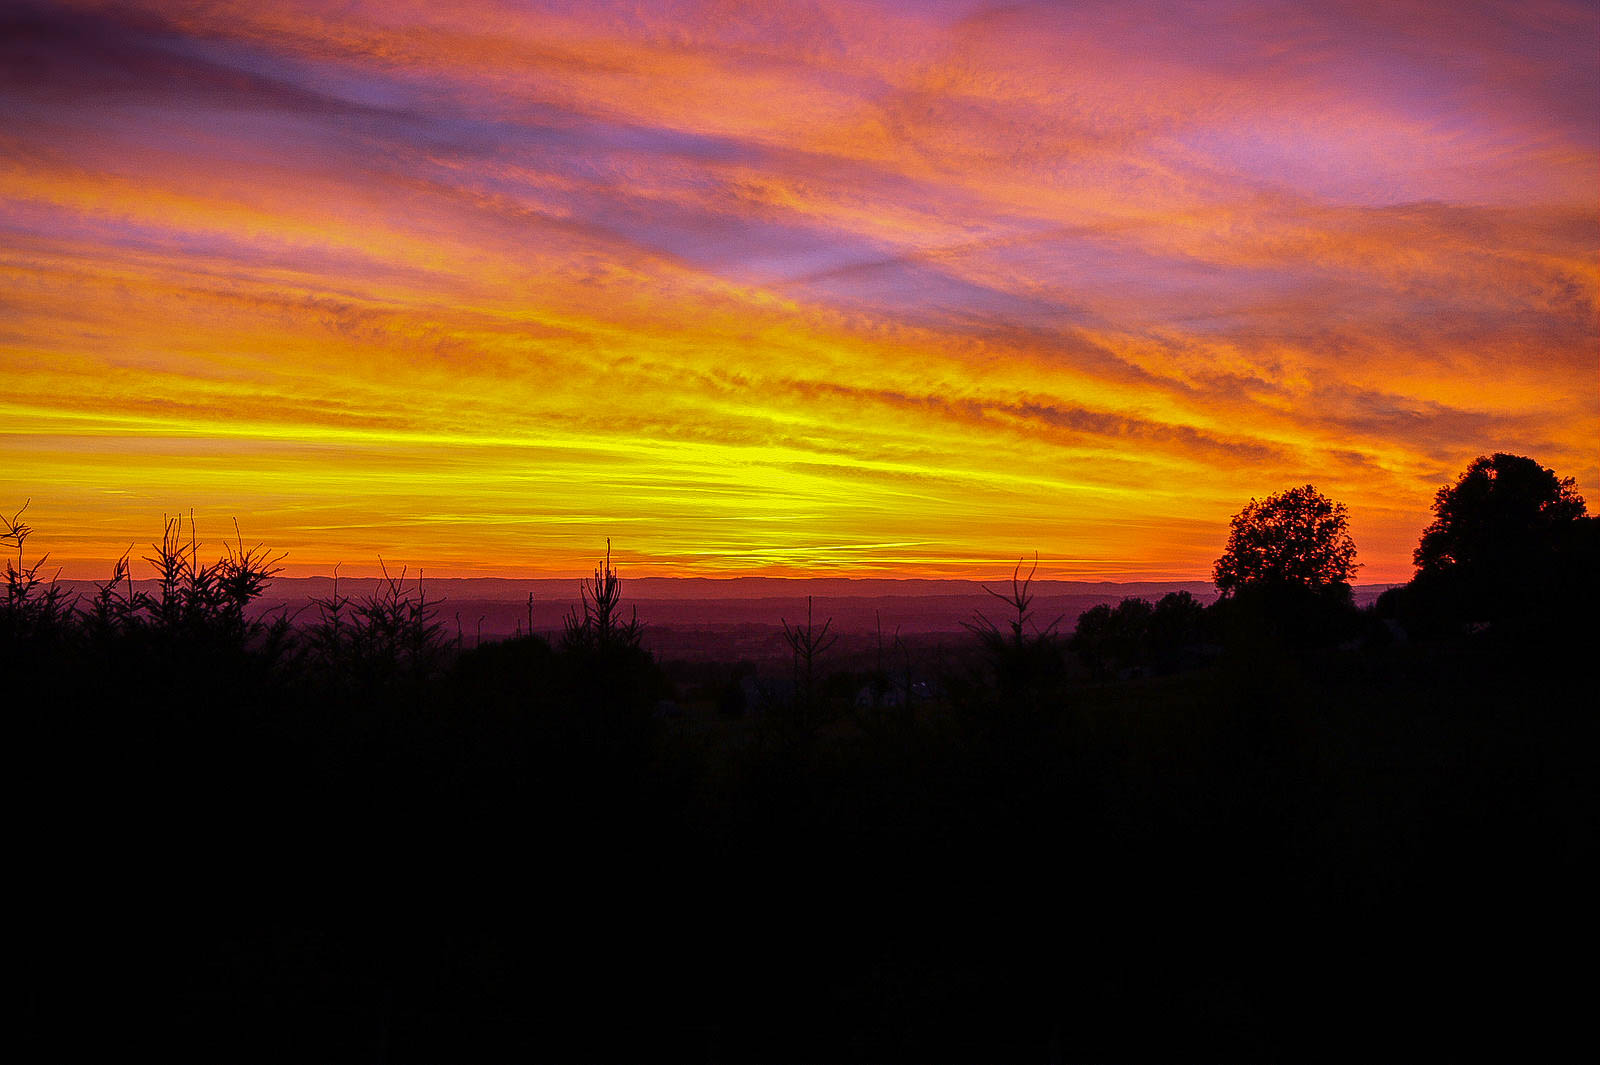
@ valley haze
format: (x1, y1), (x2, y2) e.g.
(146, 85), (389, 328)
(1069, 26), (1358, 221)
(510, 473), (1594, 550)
(57, 576), (1397, 655)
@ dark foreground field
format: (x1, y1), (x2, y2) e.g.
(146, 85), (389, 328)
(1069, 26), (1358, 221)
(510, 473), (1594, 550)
(8, 605), (1591, 1064)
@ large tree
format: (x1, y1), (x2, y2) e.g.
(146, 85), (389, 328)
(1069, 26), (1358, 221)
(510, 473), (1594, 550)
(1213, 484), (1358, 597)
(1412, 453), (1588, 621)
(1415, 453), (1585, 575)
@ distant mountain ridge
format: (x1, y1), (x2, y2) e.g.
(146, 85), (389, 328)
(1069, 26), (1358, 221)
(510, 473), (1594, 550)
(56, 575), (1231, 601)
(202, 575), (1236, 600)
(47, 576), (1399, 647)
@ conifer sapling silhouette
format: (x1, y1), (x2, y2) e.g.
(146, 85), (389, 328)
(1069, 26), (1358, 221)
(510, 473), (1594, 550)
(780, 595), (838, 738)
(306, 560), (447, 681)
(562, 538), (643, 655)
(964, 553), (1064, 703)
(964, 553), (1061, 649)
(1, 500), (75, 642)
(137, 512), (286, 646)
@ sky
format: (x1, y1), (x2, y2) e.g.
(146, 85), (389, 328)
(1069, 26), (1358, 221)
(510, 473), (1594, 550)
(2, 0), (1596, 581)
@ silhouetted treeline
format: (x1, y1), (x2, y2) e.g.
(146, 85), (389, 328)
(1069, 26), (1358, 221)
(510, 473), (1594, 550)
(4, 456), (1595, 1062)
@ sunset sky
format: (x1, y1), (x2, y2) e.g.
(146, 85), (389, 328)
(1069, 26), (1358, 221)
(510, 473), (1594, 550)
(2, 0), (1596, 581)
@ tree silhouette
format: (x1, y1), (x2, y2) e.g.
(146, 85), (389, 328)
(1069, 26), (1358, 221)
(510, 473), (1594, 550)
(963, 554), (1064, 705)
(1071, 597), (1150, 680)
(1412, 453), (1588, 622)
(562, 538), (643, 655)
(1149, 590), (1207, 673)
(1213, 485), (1357, 596)
(1073, 591), (1209, 679)
(559, 540), (655, 739)
(777, 594), (839, 743)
